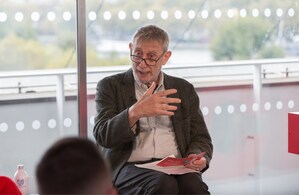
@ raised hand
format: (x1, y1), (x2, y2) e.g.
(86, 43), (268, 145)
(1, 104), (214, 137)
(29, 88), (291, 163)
(128, 82), (181, 126)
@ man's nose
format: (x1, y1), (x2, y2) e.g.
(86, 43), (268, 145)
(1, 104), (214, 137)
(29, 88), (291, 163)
(138, 59), (147, 68)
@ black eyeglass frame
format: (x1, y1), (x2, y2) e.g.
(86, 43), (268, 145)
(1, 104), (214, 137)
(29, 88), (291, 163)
(130, 51), (166, 66)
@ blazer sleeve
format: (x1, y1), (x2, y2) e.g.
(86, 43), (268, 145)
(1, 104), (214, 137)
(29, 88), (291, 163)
(185, 83), (213, 172)
(165, 74), (213, 172)
(93, 77), (137, 148)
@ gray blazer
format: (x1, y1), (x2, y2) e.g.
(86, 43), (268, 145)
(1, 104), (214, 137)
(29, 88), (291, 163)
(93, 68), (213, 183)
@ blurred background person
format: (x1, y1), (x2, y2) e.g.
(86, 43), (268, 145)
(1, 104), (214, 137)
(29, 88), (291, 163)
(36, 137), (117, 195)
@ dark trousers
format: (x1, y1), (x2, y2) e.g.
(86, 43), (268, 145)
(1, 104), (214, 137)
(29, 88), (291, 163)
(115, 163), (210, 195)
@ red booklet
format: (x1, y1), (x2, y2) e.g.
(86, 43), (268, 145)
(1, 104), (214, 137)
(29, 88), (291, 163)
(157, 152), (205, 167)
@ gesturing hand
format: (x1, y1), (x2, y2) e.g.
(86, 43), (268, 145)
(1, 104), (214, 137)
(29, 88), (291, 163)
(128, 82), (181, 126)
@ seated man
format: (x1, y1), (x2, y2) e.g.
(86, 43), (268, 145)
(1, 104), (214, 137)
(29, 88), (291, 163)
(36, 137), (117, 195)
(93, 24), (213, 194)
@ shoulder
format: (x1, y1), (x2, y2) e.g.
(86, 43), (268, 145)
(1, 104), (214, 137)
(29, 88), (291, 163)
(100, 72), (125, 83)
(164, 73), (194, 89)
(98, 69), (132, 87)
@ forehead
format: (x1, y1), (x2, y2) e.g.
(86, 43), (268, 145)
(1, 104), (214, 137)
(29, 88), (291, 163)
(132, 39), (164, 52)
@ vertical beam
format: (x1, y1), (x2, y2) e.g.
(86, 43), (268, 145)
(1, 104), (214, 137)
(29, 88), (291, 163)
(76, 0), (87, 137)
(253, 64), (262, 102)
(253, 64), (262, 194)
(56, 74), (65, 136)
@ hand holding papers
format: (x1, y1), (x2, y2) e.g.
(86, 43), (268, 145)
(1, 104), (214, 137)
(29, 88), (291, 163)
(135, 152), (205, 175)
(157, 152), (205, 167)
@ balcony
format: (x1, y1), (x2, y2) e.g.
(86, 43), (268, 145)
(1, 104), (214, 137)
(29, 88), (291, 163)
(1, 58), (299, 194)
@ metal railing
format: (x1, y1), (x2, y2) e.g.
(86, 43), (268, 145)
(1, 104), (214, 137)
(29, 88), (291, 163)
(1, 58), (299, 96)
(0, 58), (299, 134)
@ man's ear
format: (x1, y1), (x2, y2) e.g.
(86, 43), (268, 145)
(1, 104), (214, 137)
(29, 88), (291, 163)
(165, 50), (172, 58)
(129, 42), (133, 50)
(162, 50), (172, 65)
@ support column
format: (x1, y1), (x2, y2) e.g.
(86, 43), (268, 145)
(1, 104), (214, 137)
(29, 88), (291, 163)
(76, 0), (88, 137)
(56, 74), (65, 136)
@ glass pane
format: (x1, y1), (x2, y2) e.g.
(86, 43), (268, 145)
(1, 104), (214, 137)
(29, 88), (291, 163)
(0, 1), (78, 193)
(86, 0), (299, 194)
(85, 0), (299, 66)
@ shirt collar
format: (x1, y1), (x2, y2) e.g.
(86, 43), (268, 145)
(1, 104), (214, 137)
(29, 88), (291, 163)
(134, 72), (164, 91)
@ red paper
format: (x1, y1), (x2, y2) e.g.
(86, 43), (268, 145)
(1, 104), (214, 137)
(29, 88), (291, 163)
(157, 152), (205, 167)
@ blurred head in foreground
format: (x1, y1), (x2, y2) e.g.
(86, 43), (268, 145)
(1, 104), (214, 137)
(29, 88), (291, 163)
(36, 137), (117, 194)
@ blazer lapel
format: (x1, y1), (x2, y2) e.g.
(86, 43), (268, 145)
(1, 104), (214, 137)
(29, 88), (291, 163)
(164, 73), (182, 119)
(164, 73), (185, 155)
(121, 69), (137, 107)
(164, 73), (180, 98)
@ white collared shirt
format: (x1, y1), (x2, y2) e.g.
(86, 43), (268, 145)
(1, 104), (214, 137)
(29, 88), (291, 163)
(128, 73), (181, 162)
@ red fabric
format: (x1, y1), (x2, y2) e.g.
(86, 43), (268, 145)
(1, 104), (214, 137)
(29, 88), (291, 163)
(0, 176), (22, 195)
(288, 112), (299, 154)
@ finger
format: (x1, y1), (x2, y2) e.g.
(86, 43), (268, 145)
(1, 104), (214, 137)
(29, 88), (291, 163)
(196, 158), (206, 164)
(162, 104), (178, 111)
(160, 110), (176, 116)
(153, 106), (177, 116)
(157, 89), (178, 97)
(160, 97), (181, 104)
(186, 164), (203, 172)
(144, 82), (156, 96)
(187, 154), (198, 158)
(190, 162), (206, 171)
(191, 159), (206, 167)
(184, 164), (199, 171)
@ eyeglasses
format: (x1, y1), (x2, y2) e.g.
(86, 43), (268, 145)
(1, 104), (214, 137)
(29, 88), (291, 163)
(130, 51), (166, 66)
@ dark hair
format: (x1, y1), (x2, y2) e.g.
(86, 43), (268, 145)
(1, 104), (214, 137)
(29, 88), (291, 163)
(36, 137), (110, 194)
(132, 24), (169, 51)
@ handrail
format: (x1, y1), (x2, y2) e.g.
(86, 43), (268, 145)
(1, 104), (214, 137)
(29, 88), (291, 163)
(0, 58), (298, 79)
(0, 58), (299, 96)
